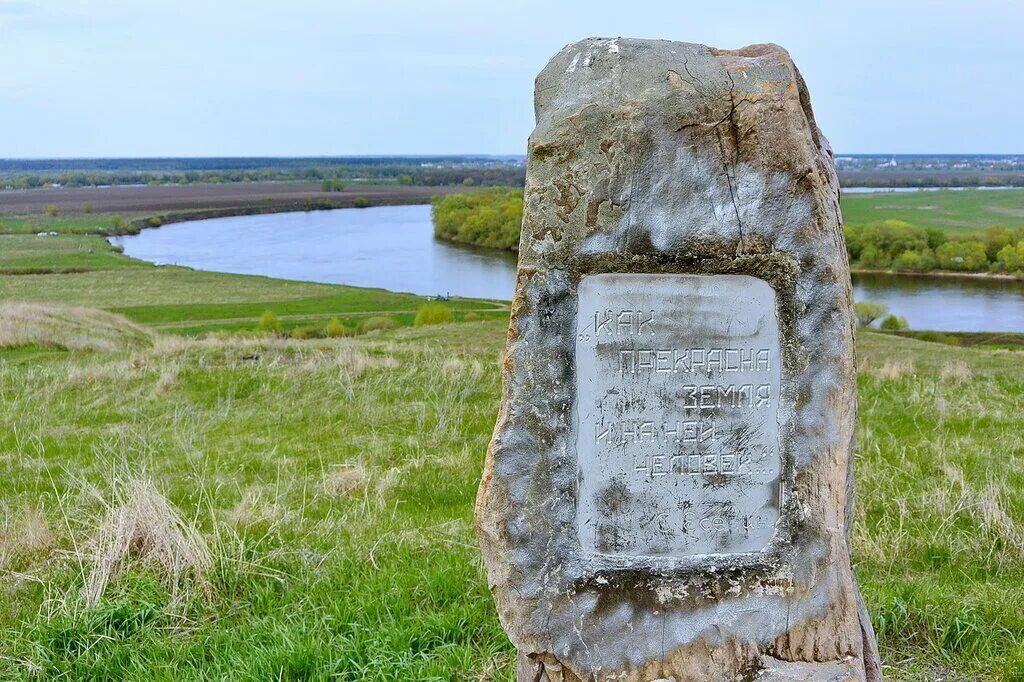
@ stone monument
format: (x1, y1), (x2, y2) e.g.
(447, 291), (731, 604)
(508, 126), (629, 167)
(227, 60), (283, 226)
(475, 38), (881, 681)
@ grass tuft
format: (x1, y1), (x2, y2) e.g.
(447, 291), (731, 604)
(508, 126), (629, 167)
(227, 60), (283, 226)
(323, 464), (371, 498)
(872, 358), (915, 380)
(82, 476), (211, 605)
(940, 360), (973, 382)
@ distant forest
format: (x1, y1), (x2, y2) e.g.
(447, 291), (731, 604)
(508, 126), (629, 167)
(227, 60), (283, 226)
(1, 154), (1023, 191)
(0, 156), (526, 190)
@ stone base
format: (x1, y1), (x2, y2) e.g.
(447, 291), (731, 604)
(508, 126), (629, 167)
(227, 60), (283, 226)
(755, 656), (861, 682)
(518, 652), (862, 682)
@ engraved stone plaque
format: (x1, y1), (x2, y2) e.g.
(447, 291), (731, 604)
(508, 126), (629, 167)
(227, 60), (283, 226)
(575, 273), (782, 558)
(477, 39), (881, 680)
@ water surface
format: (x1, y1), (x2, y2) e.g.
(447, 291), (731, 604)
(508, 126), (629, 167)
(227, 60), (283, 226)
(111, 205), (1024, 332)
(112, 205), (517, 299)
(851, 272), (1024, 332)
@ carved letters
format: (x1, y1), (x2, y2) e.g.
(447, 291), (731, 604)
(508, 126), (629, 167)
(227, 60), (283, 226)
(574, 273), (784, 558)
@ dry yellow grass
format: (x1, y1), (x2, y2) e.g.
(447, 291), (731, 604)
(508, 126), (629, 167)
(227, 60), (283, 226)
(871, 358), (915, 380)
(323, 464), (371, 498)
(940, 359), (973, 382)
(81, 476), (211, 604)
(0, 302), (152, 352)
(0, 505), (55, 571)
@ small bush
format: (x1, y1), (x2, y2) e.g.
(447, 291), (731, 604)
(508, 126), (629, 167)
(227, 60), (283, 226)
(414, 303), (455, 327)
(290, 325), (325, 340)
(45, 204), (59, 217)
(110, 244), (125, 254)
(879, 314), (909, 331)
(258, 310), (282, 334)
(326, 318), (349, 338)
(148, 216), (163, 228)
(357, 317), (398, 334)
(892, 248), (935, 272)
(463, 312), (480, 322)
(914, 331), (962, 346)
(353, 197), (369, 209)
(81, 202), (93, 213)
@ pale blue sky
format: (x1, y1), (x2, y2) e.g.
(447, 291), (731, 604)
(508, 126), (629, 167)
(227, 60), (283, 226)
(1, 0), (1021, 157)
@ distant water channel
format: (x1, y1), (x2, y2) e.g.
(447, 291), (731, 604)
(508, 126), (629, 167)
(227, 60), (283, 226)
(110, 205), (1024, 333)
(111, 205), (519, 300)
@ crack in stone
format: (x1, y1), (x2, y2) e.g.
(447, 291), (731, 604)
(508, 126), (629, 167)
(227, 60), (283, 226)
(713, 71), (745, 254)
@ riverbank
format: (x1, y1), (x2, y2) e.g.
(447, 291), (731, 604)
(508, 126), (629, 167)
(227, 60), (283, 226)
(0, 210), (509, 336)
(851, 267), (1023, 282)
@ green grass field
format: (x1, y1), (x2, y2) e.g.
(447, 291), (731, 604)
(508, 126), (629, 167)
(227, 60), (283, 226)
(2, 210), (1024, 679)
(0, 219), (507, 335)
(842, 189), (1024, 234)
(0, 213), (145, 236)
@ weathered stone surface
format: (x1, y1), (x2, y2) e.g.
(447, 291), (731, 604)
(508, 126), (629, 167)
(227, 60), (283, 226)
(755, 656), (860, 681)
(476, 38), (881, 681)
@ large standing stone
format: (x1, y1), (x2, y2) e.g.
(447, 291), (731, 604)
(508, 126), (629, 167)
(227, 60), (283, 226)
(475, 38), (880, 681)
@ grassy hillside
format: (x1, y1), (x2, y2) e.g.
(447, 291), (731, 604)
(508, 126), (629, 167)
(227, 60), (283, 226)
(0, 316), (1023, 679)
(3, 209), (1024, 679)
(0, 321), (512, 680)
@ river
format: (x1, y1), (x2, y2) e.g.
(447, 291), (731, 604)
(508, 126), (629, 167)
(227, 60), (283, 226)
(109, 205), (1024, 333)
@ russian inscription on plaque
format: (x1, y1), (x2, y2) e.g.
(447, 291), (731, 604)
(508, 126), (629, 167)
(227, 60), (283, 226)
(575, 274), (782, 558)
(475, 37), (882, 682)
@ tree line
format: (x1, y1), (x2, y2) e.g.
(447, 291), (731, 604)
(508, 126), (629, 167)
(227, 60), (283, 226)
(1, 165), (526, 191)
(845, 220), (1024, 274)
(431, 188), (524, 251)
(432, 189), (1024, 276)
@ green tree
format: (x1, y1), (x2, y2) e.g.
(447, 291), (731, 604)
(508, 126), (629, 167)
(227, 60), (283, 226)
(983, 226), (1017, 261)
(857, 244), (890, 269)
(431, 187), (524, 251)
(935, 240), (989, 271)
(398, 174), (413, 186)
(45, 204), (59, 217)
(854, 301), (888, 327)
(892, 248), (935, 273)
(924, 226), (947, 250)
(996, 241), (1024, 272)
